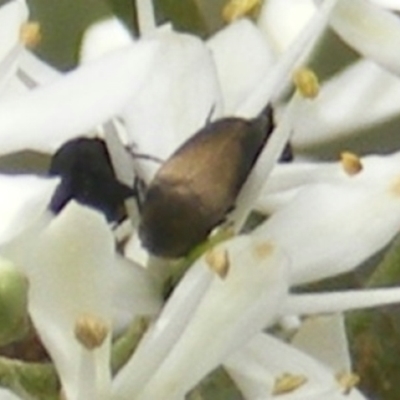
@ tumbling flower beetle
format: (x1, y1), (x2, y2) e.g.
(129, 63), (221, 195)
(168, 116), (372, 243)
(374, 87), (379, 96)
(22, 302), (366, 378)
(139, 106), (279, 258)
(49, 137), (134, 222)
(49, 107), (290, 258)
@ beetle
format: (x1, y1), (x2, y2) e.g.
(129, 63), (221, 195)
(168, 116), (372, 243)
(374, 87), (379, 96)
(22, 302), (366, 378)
(48, 107), (289, 258)
(49, 137), (134, 222)
(139, 106), (278, 258)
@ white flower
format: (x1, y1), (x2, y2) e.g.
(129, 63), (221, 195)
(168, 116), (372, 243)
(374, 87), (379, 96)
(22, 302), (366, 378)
(0, 0), (60, 99)
(0, 0), (29, 97)
(1, 0), (400, 399)
(225, 315), (367, 400)
(0, 175), (58, 244)
(207, 18), (275, 115)
(0, 202), (161, 400)
(258, 0), (400, 149)
(255, 152), (400, 284)
(291, 59), (400, 147)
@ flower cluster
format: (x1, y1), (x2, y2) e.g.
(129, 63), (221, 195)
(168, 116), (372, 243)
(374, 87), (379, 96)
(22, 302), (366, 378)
(1, 0), (400, 399)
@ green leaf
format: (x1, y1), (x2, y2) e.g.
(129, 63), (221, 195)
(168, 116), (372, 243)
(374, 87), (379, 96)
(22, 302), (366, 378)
(107, 0), (137, 34)
(27, 0), (113, 70)
(152, 0), (210, 37)
(346, 235), (400, 400)
(0, 260), (29, 347)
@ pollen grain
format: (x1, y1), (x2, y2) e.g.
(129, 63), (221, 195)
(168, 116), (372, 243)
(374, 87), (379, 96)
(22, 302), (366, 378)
(74, 314), (109, 350)
(273, 373), (307, 395)
(293, 68), (320, 99)
(20, 22), (41, 48)
(336, 371), (360, 395)
(253, 241), (274, 261)
(205, 248), (230, 279)
(340, 151), (363, 176)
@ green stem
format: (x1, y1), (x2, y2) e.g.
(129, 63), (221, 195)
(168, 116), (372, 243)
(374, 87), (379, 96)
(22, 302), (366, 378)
(366, 236), (400, 288)
(162, 228), (234, 299)
(110, 316), (150, 375)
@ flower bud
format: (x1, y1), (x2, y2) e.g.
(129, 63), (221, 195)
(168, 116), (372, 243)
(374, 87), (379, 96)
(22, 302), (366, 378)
(0, 258), (29, 346)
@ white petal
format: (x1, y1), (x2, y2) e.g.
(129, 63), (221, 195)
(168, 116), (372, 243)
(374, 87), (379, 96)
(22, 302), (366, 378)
(80, 17), (134, 64)
(292, 60), (400, 147)
(76, 343), (112, 400)
(254, 152), (400, 284)
(0, 174), (58, 245)
(122, 29), (222, 181)
(256, 160), (351, 213)
(111, 255), (161, 333)
(284, 287), (400, 315)
(18, 50), (61, 86)
(123, 228), (150, 266)
(370, 0), (400, 10)
(0, 39), (159, 155)
(0, 0), (27, 94)
(0, 46), (23, 97)
(258, 0), (317, 53)
(3, 202), (114, 400)
(136, 0), (157, 35)
(0, 389), (23, 400)
(329, 0), (400, 75)
(3, 50), (60, 99)
(236, 0), (338, 119)
(123, 237), (288, 399)
(262, 161), (340, 191)
(0, 0), (28, 62)
(233, 94), (302, 228)
(0, 73), (28, 99)
(207, 18), (275, 114)
(102, 119), (138, 216)
(225, 333), (364, 400)
(292, 314), (351, 373)
(113, 260), (214, 398)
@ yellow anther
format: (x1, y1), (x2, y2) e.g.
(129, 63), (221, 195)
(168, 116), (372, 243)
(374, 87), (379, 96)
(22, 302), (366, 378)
(389, 176), (400, 197)
(293, 68), (320, 99)
(273, 373), (307, 395)
(205, 248), (230, 279)
(336, 372), (360, 394)
(222, 0), (261, 23)
(253, 241), (274, 261)
(74, 314), (109, 350)
(340, 151), (363, 176)
(20, 22), (41, 48)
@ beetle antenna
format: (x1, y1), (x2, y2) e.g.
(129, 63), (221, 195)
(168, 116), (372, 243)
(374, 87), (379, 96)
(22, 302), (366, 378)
(205, 103), (217, 125)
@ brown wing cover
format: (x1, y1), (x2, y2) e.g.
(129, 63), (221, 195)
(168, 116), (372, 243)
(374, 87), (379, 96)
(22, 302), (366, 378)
(139, 112), (273, 257)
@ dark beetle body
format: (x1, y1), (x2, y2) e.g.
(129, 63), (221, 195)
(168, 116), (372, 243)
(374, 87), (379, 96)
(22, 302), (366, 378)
(139, 109), (274, 258)
(49, 138), (134, 221)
